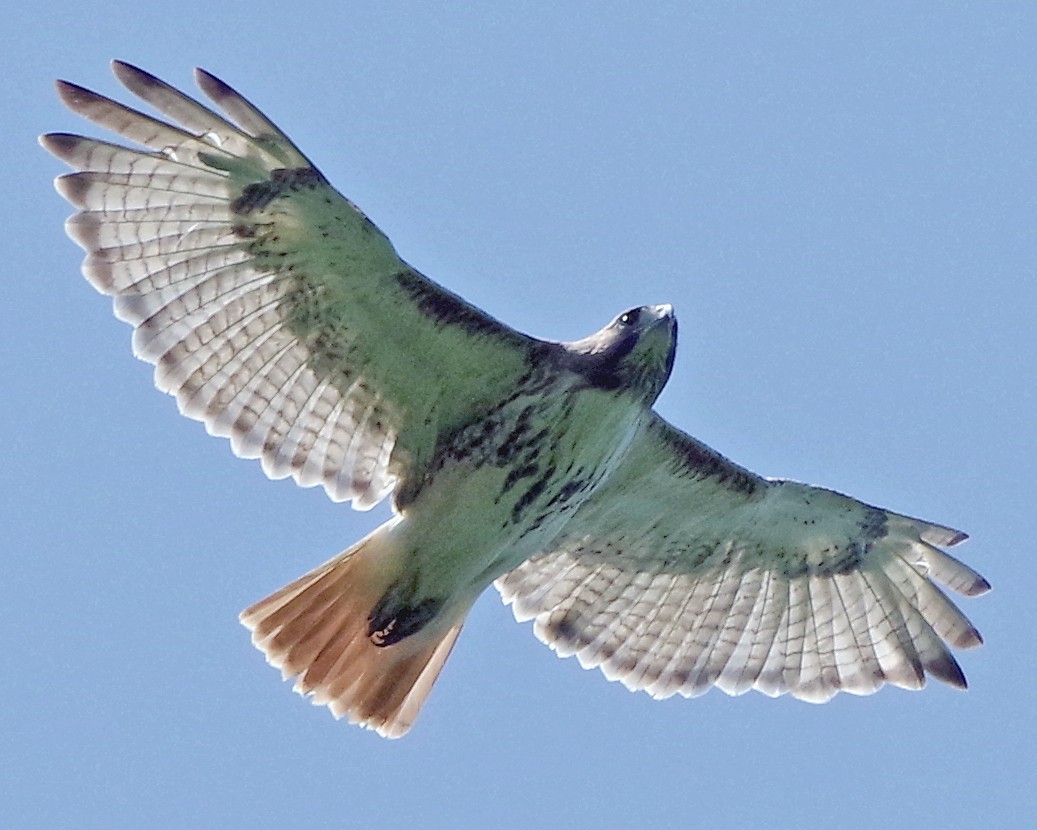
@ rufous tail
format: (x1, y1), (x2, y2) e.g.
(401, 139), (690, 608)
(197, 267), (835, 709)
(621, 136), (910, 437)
(239, 525), (462, 738)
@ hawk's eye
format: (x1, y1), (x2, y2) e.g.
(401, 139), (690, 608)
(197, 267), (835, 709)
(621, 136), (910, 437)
(618, 309), (640, 327)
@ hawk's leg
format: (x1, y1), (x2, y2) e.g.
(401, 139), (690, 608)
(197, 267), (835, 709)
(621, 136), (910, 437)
(368, 589), (443, 647)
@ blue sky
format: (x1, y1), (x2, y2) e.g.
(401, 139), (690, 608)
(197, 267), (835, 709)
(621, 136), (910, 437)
(5, 3), (1034, 828)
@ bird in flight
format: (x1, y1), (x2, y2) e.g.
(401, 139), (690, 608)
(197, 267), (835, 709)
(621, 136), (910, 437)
(42, 62), (989, 738)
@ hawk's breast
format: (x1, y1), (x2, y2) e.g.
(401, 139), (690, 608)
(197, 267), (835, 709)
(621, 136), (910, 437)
(398, 369), (647, 596)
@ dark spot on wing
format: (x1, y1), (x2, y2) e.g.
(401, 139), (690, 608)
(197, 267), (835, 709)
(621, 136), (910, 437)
(772, 507), (884, 579)
(548, 609), (582, 645)
(768, 506), (885, 578)
(859, 508), (888, 540)
(231, 166), (327, 215)
(776, 541), (868, 580)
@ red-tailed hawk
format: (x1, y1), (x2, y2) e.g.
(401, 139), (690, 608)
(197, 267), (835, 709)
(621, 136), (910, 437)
(42, 62), (989, 738)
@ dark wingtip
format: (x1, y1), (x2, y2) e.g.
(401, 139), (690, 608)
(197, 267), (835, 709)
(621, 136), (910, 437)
(969, 575), (992, 597)
(918, 523), (969, 548)
(53, 173), (90, 207)
(928, 652), (969, 690)
(194, 66), (235, 105)
(112, 60), (171, 97)
(111, 59), (143, 82)
(54, 79), (95, 107)
(39, 132), (81, 157)
(39, 132), (65, 152)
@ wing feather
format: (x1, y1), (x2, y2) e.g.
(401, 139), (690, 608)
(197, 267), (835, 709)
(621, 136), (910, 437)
(712, 566), (778, 696)
(44, 62), (539, 508)
(497, 412), (988, 702)
(677, 563), (743, 696)
(802, 575), (840, 701)
(112, 62), (302, 168)
(655, 568), (726, 695)
(752, 580), (795, 698)
(615, 571), (686, 690)
(706, 567), (766, 693)
(829, 571), (884, 695)
(54, 79), (241, 168)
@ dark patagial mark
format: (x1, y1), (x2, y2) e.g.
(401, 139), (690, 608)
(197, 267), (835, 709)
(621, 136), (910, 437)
(230, 166), (327, 216)
(501, 366), (563, 404)
(667, 429), (759, 494)
(393, 269), (543, 346)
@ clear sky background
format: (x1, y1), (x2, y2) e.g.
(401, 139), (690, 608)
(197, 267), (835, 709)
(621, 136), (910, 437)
(4, 3), (1034, 828)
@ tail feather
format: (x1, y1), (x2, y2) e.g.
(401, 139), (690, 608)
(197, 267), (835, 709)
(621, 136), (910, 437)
(327, 626), (462, 738)
(240, 526), (463, 738)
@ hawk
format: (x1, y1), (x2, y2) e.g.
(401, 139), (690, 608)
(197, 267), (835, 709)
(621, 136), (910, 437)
(42, 62), (989, 738)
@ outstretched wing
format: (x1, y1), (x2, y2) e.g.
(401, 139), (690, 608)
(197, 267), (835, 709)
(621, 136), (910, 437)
(497, 412), (988, 701)
(42, 62), (538, 508)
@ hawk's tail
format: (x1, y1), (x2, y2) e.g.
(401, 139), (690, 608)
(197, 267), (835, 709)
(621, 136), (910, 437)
(239, 525), (462, 738)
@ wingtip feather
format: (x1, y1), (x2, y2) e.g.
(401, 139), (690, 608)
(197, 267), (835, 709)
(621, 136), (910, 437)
(924, 650), (969, 690)
(193, 67), (243, 117)
(111, 60), (165, 95)
(53, 173), (89, 208)
(39, 132), (73, 157)
(923, 526), (969, 547)
(54, 79), (101, 113)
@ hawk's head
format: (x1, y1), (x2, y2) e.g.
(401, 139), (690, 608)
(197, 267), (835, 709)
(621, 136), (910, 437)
(564, 304), (677, 403)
